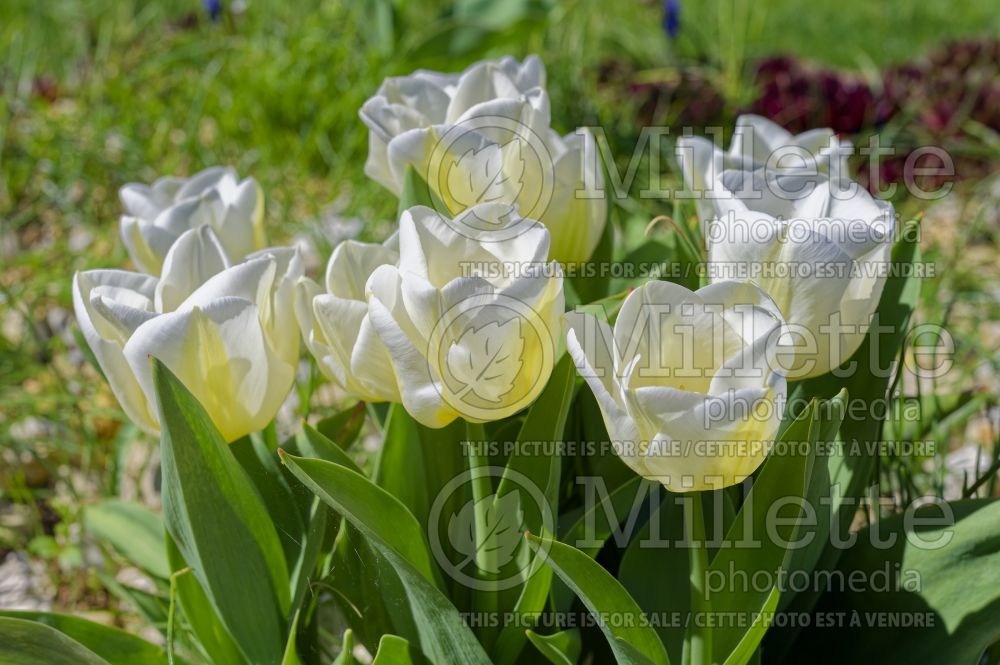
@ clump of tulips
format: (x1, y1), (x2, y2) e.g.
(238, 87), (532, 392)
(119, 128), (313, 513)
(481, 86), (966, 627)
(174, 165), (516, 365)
(14, 54), (992, 665)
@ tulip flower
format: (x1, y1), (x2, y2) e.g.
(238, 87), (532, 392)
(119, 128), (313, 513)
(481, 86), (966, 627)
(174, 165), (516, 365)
(706, 168), (895, 378)
(119, 166), (265, 275)
(365, 204), (564, 428)
(565, 280), (788, 492)
(294, 239), (400, 403)
(675, 114), (853, 230)
(73, 227), (301, 441)
(360, 56), (607, 265)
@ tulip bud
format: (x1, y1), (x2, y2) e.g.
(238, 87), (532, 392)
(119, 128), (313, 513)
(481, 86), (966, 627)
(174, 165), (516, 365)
(119, 166), (265, 275)
(365, 204), (564, 427)
(565, 280), (788, 492)
(360, 56), (607, 264)
(73, 228), (302, 441)
(706, 168), (895, 378)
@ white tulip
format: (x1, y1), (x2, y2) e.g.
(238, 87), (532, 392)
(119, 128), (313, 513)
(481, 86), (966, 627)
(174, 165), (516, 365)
(74, 227), (302, 442)
(360, 56), (606, 264)
(294, 239), (400, 403)
(566, 280), (788, 492)
(119, 166), (265, 274)
(675, 114), (853, 230)
(706, 168), (895, 378)
(366, 204), (564, 428)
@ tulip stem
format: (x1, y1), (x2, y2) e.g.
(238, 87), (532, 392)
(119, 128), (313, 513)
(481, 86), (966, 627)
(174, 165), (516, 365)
(465, 420), (493, 571)
(684, 493), (712, 665)
(465, 419), (500, 648)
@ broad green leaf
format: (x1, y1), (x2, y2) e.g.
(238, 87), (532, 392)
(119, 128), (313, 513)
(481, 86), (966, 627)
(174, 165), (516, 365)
(452, 0), (541, 30)
(720, 587), (779, 665)
(493, 555), (554, 665)
(280, 452), (491, 665)
(775, 389), (848, 615)
(372, 634), (417, 664)
(374, 406), (469, 618)
(293, 423), (362, 472)
(327, 525), (398, 649)
(618, 491), (690, 665)
(376, 405), (468, 539)
(526, 533), (670, 665)
(0, 612), (172, 665)
(280, 610), (303, 665)
(706, 398), (835, 662)
(375, 404), (429, 528)
(230, 433), (306, 572)
(83, 500), (169, 579)
(559, 475), (647, 557)
(526, 629), (582, 665)
(293, 426), (407, 646)
(0, 617), (109, 665)
(166, 535), (247, 665)
(280, 451), (438, 587)
(153, 360), (289, 665)
(287, 495), (328, 615)
(554, 475), (648, 615)
(787, 499), (1000, 664)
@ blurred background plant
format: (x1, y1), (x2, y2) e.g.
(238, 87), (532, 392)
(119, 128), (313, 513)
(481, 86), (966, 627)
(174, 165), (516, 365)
(1, 0), (998, 643)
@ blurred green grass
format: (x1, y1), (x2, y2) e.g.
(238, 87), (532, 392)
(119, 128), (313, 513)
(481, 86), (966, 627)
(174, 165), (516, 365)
(677, 0), (1000, 69)
(0, 0), (997, 614)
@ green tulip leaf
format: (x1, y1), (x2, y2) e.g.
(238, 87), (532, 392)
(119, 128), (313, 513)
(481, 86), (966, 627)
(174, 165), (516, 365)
(153, 359), (289, 665)
(0, 618), (110, 665)
(372, 634), (418, 664)
(526, 533), (670, 665)
(82, 499), (169, 579)
(0, 612), (176, 665)
(280, 451), (491, 665)
(526, 629), (582, 665)
(788, 499), (1000, 664)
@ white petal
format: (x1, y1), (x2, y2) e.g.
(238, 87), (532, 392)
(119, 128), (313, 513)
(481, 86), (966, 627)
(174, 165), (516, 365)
(732, 114), (794, 160)
(73, 270), (160, 434)
(368, 269), (456, 428)
(214, 177), (265, 261)
(155, 226), (230, 312)
(120, 184), (169, 221)
(175, 166), (234, 201)
(325, 240), (399, 300)
(124, 297), (295, 442)
(564, 312), (641, 466)
(120, 216), (176, 275)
